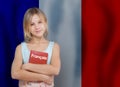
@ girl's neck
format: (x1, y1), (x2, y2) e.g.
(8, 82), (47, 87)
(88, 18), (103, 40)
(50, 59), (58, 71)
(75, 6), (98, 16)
(30, 37), (47, 44)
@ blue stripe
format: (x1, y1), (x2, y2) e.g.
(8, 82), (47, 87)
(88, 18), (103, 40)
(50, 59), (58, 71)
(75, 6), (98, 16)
(0, 0), (39, 86)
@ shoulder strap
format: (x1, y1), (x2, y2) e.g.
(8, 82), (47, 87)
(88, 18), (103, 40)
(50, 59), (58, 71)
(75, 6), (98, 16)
(21, 42), (30, 63)
(46, 41), (54, 64)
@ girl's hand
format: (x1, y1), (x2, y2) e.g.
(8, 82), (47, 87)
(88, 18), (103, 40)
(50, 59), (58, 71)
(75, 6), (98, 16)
(22, 63), (30, 70)
(44, 75), (54, 85)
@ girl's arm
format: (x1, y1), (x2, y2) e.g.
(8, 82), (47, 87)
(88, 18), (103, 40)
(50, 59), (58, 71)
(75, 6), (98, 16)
(11, 44), (53, 85)
(22, 43), (61, 76)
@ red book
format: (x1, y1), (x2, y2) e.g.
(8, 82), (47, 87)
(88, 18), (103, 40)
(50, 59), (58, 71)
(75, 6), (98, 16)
(29, 50), (48, 64)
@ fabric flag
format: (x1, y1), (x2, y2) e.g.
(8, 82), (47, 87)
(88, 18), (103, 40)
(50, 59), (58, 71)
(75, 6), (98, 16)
(82, 0), (120, 87)
(0, 0), (38, 87)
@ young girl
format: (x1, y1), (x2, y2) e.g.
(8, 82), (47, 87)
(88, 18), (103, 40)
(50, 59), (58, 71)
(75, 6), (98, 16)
(11, 7), (61, 87)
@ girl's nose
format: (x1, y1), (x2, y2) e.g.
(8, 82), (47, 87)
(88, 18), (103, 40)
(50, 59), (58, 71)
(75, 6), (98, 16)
(35, 24), (39, 29)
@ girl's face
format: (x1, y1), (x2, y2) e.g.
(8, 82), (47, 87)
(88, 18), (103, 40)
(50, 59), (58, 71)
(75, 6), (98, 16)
(29, 14), (46, 38)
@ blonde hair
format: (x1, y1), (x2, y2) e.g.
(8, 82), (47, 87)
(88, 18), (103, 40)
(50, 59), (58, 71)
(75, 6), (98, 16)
(23, 7), (48, 42)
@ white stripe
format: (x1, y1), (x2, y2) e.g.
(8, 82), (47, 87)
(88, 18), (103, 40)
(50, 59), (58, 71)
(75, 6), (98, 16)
(39, 0), (81, 87)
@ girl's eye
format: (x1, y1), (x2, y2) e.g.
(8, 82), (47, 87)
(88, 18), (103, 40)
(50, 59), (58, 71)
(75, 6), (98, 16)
(30, 23), (34, 26)
(38, 21), (42, 23)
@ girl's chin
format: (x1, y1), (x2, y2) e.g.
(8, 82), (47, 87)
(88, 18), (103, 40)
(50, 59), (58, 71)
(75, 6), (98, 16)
(31, 32), (44, 38)
(33, 34), (44, 38)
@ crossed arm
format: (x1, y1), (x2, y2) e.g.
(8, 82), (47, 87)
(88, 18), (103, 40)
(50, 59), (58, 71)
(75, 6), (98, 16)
(11, 43), (61, 84)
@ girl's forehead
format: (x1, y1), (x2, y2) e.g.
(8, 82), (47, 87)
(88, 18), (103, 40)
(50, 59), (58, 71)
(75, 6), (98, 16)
(30, 14), (44, 22)
(35, 14), (44, 18)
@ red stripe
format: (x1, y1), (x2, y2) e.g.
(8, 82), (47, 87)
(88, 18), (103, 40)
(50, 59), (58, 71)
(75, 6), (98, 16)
(82, 0), (120, 87)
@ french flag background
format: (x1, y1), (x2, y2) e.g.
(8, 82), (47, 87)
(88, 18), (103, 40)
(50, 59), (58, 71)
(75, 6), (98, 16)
(82, 0), (120, 87)
(0, 0), (120, 87)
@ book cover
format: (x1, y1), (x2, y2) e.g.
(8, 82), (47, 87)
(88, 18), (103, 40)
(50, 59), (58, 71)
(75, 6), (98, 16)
(29, 50), (48, 64)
